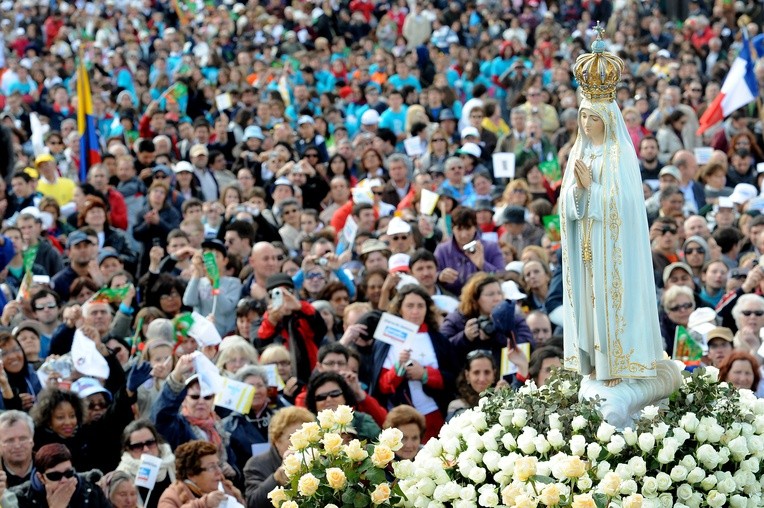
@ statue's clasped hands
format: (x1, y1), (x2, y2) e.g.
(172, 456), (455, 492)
(574, 159), (592, 189)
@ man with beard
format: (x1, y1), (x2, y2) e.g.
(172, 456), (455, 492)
(639, 136), (662, 182)
(50, 231), (97, 301)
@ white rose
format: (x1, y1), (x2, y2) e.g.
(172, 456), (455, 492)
(482, 450), (501, 472)
(539, 483), (562, 506)
(672, 427), (691, 445)
(628, 456), (647, 478)
(686, 467), (705, 485)
(641, 476), (658, 497)
(638, 433), (655, 453)
(676, 483), (694, 501)
(730, 494), (748, 508)
(501, 432), (517, 450)
(548, 413), (562, 430)
(599, 472), (622, 496)
(707, 423), (725, 443)
(607, 435), (626, 456)
(716, 477), (736, 494)
(655, 472), (672, 491)
(706, 490), (726, 508)
(333, 405), (354, 426)
(596, 461), (611, 479)
(570, 435), (586, 457)
(499, 410), (513, 427)
(696, 444), (719, 470)
(657, 493), (673, 508)
(680, 413), (699, 433)
(657, 446), (676, 464)
(701, 366), (719, 383)
(547, 429), (565, 449)
(460, 485), (477, 501)
(513, 456), (538, 482)
(467, 467), (487, 484)
(534, 435), (551, 455)
(596, 422), (616, 443)
(572, 415), (587, 431)
(641, 405), (660, 420)
(652, 422), (670, 440)
(517, 433), (536, 455)
(670, 465), (688, 483)
(622, 494), (644, 508)
(623, 427), (638, 446)
(512, 409), (528, 428)
(576, 475), (592, 491)
(727, 436), (749, 461)
(500, 483), (523, 506)
(477, 489), (499, 507)
(700, 475), (718, 491)
(587, 442), (602, 462)
(316, 409), (335, 429)
(620, 479), (638, 496)
(378, 428), (404, 451)
(679, 455), (697, 471)
(563, 456), (587, 479)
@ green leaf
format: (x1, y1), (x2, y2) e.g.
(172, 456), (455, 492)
(353, 491), (371, 508)
(593, 492), (609, 508)
(364, 467), (387, 485)
(530, 475), (554, 484)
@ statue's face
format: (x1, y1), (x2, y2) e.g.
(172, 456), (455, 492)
(580, 108), (605, 144)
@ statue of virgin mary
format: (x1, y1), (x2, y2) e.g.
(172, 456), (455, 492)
(560, 31), (664, 385)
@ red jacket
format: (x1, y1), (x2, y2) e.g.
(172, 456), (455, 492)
(107, 187), (129, 230)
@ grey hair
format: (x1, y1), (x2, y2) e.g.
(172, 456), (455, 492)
(234, 365), (268, 385)
(387, 153), (411, 173)
(661, 285), (695, 313)
(732, 294), (764, 327)
(0, 409), (34, 434)
(146, 318), (174, 343)
(444, 156), (462, 172)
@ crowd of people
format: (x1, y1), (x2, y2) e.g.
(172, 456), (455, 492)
(0, 0), (764, 506)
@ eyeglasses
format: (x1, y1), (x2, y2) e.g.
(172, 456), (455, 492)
(466, 349), (493, 361)
(45, 469), (76, 481)
(372, 190), (384, 196)
(741, 310), (764, 317)
(153, 173), (169, 179)
(1, 346), (23, 355)
(321, 360), (348, 368)
(200, 462), (224, 472)
(527, 92), (540, 97)
(188, 393), (215, 401)
(315, 389), (343, 402)
(270, 360), (291, 368)
(160, 291), (181, 301)
(668, 302), (693, 312)
(690, 88), (702, 92)
(88, 401), (108, 411)
(432, 138), (446, 143)
(684, 247), (705, 255)
(305, 153), (319, 159)
(127, 439), (157, 451)
(306, 272), (326, 280)
(48, 140), (63, 145)
(391, 235), (409, 241)
(35, 302), (57, 310)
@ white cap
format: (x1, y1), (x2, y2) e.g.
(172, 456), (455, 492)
(687, 307), (717, 336)
(657, 49), (671, 59)
(388, 253), (411, 272)
(460, 126), (480, 139)
(717, 196), (734, 209)
(173, 161), (194, 173)
(501, 280), (527, 301)
(730, 183), (758, 205)
(505, 260), (525, 274)
(297, 115), (315, 125)
(70, 377), (111, 401)
(458, 142), (482, 158)
(386, 217), (412, 236)
(361, 109), (380, 126)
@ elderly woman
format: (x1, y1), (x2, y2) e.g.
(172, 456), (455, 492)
(215, 337), (259, 378)
(659, 285), (696, 355)
(719, 351), (763, 396)
(382, 405), (426, 461)
(378, 285), (457, 441)
(682, 235), (710, 282)
(116, 420), (175, 508)
(222, 366), (289, 473)
(441, 273), (532, 374)
(99, 471), (140, 508)
(242, 407), (314, 508)
(14, 443), (112, 508)
(0, 332), (42, 412)
(150, 355), (237, 478)
(730, 294), (764, 360)
(157, 440), (243, 508)
(306, 372), (381, 441)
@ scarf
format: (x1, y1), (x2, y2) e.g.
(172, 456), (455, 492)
(117, 443), (176, 483)
(181, 406), (222, 448)
(418, 323), (428, 333)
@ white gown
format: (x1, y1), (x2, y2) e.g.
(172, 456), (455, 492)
(560, 98), (664, 381)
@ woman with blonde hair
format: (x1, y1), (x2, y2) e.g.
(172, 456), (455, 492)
(405, 104), (429, 134)
(418, 127), (451, 173)
(215, 337), (259, 377)
(131, 338), (176, 419)
(259, 345), (299, 400)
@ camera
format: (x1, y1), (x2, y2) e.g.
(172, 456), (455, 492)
(476, 316), (495, 336)
(270, 288), (284, 309)
(463, 240), (478, 254)
(317, 257), (329, 267)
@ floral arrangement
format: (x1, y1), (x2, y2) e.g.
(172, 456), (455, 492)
(268, 405), (405, 508)
(394, 366), (764, 508)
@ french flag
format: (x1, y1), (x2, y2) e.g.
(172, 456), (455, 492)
(697, 32), (759, 135)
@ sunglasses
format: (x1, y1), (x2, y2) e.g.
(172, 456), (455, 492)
(127, 439), (157, 451)
(153, 173), (169, 179)
(684, 247), (705, 255)
(305, 153), (319, 158)
(88, 401), (108, 411)
(741, 310), (764, 317)
(661, 227), (677, 235)
(391, 235), (409, 241)
(315, 389), (343, 402)
(306, 272), (325, 280)
(466, 349), (493, 361)
(45, 469), (75, 481)
(188, 394), (214, 401)
(668, 302), (693, 312)
(372, 191), (384, 196)
(35, 302), (57, 310)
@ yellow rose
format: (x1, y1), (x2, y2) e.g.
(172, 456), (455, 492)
(322, 433), (344, 455)
(325, 467), (347, 490)
(563, 457), (587, 479)
(513, 456), (538, 482)
(317, 409), (336, 429)
(297, 473), (320, 497)
(302, 422), (322, 443)
(334, 405), (354, 426)
(370, 483), (392, 505)
(378, 428), (403, 452)
(282, 454), (302, 478)
(501, 483), (524, 506)
(281, 502), (298, 508)
(267, 487), (288, 507)
(571, 493), (597, 508)
(600, 471), (622, 497)
(344, 439), (369, 462)
(289, 429), (310, 451)
(539, 483), (561, 506)
(622, 494), (644, 508)
(371, 445), (395, 468)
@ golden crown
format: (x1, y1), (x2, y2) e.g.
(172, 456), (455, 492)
(573, 22), (624, 102)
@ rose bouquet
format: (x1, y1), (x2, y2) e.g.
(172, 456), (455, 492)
(268, 405), (405, 508)
(395, 367), (764, 507)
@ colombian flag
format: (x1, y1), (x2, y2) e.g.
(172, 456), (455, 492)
(697, 31), (759, 135)
(77, 57), (101, 183)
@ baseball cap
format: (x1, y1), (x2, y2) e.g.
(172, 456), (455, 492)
(153, 165), (173, 177)
(730, 183), (758, 205)
(70, 377), (111, 401)
(35, 153), (55, 166)
(67, 230), (93, 248)
(189, 144), (209, 158)
(662, 262), (693, 285)
(298, 115), (315, 125)
(386, 217), (412, 236)
(202, 238), (227, 257)
(361, 109), (380, 126)
(460, 126), (480, 140)
(656, 49), (671, 59)
(97, 248), (121, 266)
(244, 125), (265, 140)
(174, 161), (194, 173)
(266, 273), (295, 292)
(388, 253), (411, 273)
(457, 142), (481, 158)
(438, 109), (456, 121)
(658, 166), (681, 181)
(706, 326), (733, 343)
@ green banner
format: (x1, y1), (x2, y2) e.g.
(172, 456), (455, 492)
(173, 312), (195, 343)
(673, 325), (703, 363)
(22, 244), (39, 274)
(203, 251), (220, 291)
(542, 215), (561, 242)
(92, 286), (131, 303)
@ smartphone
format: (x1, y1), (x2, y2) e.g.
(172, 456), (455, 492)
(271, 288), (284, 310)
(152, 238), (162, 247)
